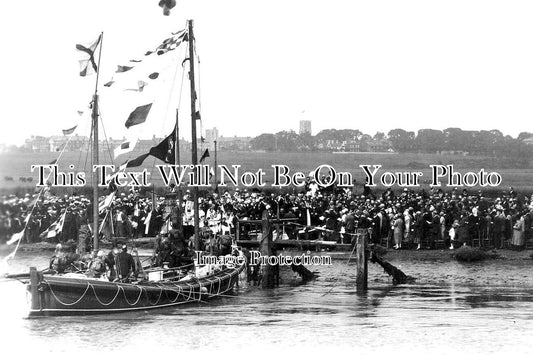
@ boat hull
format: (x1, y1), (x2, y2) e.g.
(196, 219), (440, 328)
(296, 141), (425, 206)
(27, 264), (244, 316)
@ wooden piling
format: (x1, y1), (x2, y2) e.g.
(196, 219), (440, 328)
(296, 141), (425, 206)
(29, 267), (41, 311)
(355, 232), (368, 292)
(260, 210), (277, 288)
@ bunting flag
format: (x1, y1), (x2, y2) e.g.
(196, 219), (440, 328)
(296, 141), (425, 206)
(146, 29), (187, 56)
(125, 81), (148, 92)
(104, 80), (115, 87)
(62, 125), (77, 135)
(45, 210), (67, 239)
(6, 230), (24, 246)
(76, 34), (102, 77)
(98, 191), (116, 214)
(99, 210), (114, 238)
(121, 126), (176, 168)
(114, 139), (137, 159)
(49, 159), (57, 165)
(159, 0), (176, 16)
(199, 148), (210, 163)
(149, 126), (176, 163)
(6, 215), (31, 245)
(125, 103), (152, 128)
(144, 210), (152, 235)
(124, 153), (150, 168)
(116, 65), (134, 73)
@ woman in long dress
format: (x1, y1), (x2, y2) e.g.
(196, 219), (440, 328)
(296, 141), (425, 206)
(511, 213), (525, 250)
(393, 214), (404, 249)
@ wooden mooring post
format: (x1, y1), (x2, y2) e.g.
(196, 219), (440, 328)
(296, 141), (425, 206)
(355, 232), (368, 292)
(29, 267), (41, 311)
(260, 210), (278, 288)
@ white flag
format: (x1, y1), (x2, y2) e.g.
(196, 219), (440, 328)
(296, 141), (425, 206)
(98, 191), (117, 214)
(114, 139), (137, 159)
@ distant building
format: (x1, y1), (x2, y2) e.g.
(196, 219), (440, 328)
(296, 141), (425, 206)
(217, 136), (251, 151)
(24, 135), (49, 152)
(205, 127), (219, 151)
(48, 134), (88, 152)
(299, 120), (312, 135)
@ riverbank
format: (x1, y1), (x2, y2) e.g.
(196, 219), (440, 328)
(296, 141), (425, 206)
(3, 241), (532, 261)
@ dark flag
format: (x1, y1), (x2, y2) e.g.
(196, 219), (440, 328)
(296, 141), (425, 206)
(62, 125), (77, 135)
(125, 103), (152, 128)
(124, 153), (150, 168)
(199, 149), (210, 163)
(104, 80), (115, 87)
(122, 126), (176, 167)
(49, 159), (57, 165)
(148, 72), (159, 79)
(200, 136), (205, 143)
(76, 34), (102, 77)
(149, 127), (176, 163)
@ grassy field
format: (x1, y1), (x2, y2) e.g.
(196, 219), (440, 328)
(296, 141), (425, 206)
(1, 150), (532, 195)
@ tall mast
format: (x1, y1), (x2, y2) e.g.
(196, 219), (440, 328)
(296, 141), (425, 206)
(92, 32), (103, 251)
(175, 109), (183, 234)
(188, 19), (200, 250)
(214, 139), (218, 193)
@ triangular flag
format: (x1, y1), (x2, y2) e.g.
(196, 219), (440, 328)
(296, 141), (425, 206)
(76, 34), (102, 77)
(62, 125), (77, 135)
(125, 103), (152, 128)
(46, 210), (67, 239)
(6, 230), (24, 246)
(125, 153), (150, 168)
(199, 149), (210, 163)
(116, 65), (134, 73)
(98, 191), (117, 214)
(149, 126), (176, 163)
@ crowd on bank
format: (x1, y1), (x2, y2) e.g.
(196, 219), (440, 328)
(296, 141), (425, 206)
(1, 177), (533, 251)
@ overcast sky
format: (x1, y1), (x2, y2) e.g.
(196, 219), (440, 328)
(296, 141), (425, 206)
(1, 0), (532, 146)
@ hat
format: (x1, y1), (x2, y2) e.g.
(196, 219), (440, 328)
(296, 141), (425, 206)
(121, 245), (127, 250)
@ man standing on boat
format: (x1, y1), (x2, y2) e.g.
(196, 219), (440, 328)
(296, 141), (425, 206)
(115, 245), (136, 282)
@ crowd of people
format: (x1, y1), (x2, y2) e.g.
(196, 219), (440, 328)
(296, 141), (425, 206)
(2, 177), (533, 252)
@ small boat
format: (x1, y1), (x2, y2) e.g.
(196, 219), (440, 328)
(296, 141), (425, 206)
(14, 19), (248, 316)
(26, 257), (245, 316)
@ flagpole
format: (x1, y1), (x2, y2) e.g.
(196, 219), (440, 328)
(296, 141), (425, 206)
(214, 140), (218, 193)
(188, 20), (200, 250)
(175, 109), (183, 235)
(92, 32), (103, 251)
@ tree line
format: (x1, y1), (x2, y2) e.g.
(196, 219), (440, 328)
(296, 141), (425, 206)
(250, 128), (533, 157)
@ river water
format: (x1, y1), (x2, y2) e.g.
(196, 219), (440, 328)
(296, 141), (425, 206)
(1, 251), (532, 354)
